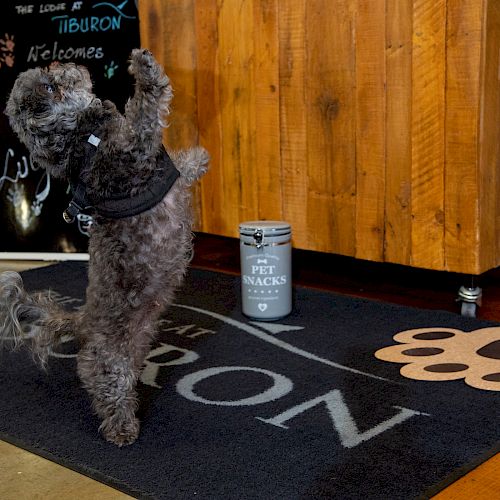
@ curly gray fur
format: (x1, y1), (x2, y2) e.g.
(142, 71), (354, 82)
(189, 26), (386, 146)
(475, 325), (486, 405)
(2, 49), (209, 446)
(0, 271), (77, 366)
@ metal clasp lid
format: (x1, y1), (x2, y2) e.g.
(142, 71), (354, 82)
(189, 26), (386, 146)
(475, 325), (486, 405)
(253, 229), (264, 248)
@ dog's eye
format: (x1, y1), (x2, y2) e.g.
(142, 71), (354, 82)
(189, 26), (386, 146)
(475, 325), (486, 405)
(44, 84), (56, 94)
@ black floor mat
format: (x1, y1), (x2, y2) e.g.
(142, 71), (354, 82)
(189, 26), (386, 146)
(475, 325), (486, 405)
(1, 262), (499, 499)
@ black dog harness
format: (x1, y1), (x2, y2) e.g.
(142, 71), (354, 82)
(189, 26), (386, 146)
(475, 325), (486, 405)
(63, 134), (180, 223)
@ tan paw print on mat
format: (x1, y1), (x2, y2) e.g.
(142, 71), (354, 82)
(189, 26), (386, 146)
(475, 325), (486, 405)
(375, 327), (500, 391)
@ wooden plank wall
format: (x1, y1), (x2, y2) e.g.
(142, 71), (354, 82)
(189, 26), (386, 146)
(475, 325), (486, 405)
(138, 0), (499, 275)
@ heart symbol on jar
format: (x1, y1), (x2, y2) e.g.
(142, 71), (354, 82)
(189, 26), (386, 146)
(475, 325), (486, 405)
(258, 303), (268, 312)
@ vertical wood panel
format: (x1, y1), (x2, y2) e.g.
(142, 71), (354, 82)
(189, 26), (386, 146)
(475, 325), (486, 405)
(444, 1), (482, 273)
(194, 0), (225, 234)
(411, 0), (446, 269)
(385, 0), (413, 265)
(355, 0), (386, 262)
(218, 0), (257, 228)
(162, 0), (200, 226)
(305, 0), (357, 255)
(159, 0), (198, 149)
(254, 0), (283, 221)
(279, 0), (308, 247)
(138, 0), (164, 61)
(479, 0), (500, 271)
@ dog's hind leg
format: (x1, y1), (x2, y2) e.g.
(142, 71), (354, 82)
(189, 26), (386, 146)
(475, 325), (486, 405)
(78, 341), (139, 446)
(76, 307), (157, 446)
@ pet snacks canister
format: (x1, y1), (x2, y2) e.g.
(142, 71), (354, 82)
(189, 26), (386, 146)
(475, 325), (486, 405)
(239, 221), (292, 320)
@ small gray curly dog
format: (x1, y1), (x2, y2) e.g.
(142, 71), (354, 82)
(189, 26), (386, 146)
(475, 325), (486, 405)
(1, 49), (209, 445)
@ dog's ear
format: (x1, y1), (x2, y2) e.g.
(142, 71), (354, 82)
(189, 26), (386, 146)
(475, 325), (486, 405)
(5, 67), (46, 145)
(49, 62), (93, 93)
(5, 88), (26, 140)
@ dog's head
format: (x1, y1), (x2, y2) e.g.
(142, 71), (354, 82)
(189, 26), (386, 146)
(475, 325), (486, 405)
(5, 62), (95, 178)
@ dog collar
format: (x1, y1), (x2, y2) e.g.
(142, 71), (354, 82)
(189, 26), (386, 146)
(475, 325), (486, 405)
(63, 135), (180, 223)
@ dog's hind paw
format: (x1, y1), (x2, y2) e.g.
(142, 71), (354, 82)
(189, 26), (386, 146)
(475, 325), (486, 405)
(100, 415), (140, 447)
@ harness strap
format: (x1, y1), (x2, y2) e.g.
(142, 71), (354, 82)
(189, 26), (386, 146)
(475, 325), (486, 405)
(63, 136), (180, 223)
(63, 182), (93, 223)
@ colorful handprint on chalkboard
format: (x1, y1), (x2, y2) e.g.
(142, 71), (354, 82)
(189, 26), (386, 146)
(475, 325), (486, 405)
(104, 61), (118, 79)
(0, 33), (15, 68)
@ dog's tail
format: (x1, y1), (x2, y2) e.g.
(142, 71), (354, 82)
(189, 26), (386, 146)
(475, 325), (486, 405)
(0, 271), (78, 367)
(171, 146), (210, 186)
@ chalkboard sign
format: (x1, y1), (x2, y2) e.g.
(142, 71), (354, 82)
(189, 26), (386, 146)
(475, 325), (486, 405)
(0, 0), (140, 258)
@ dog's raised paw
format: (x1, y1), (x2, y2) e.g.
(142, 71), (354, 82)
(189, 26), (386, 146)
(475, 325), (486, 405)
(128, 48), (168, 89)
(130, 48), (153, 64)
(129, 48), (155, 74)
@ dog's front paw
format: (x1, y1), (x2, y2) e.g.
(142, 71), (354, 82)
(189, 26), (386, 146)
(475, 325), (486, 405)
(171, 146), (210, 185)
(129, 48), (154, 70)
(128, 48), (169, 88)
(100, 415), (140, 447)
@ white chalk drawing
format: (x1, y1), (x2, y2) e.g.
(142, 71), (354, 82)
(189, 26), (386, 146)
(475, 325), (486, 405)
(1, 148), (51, 230)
